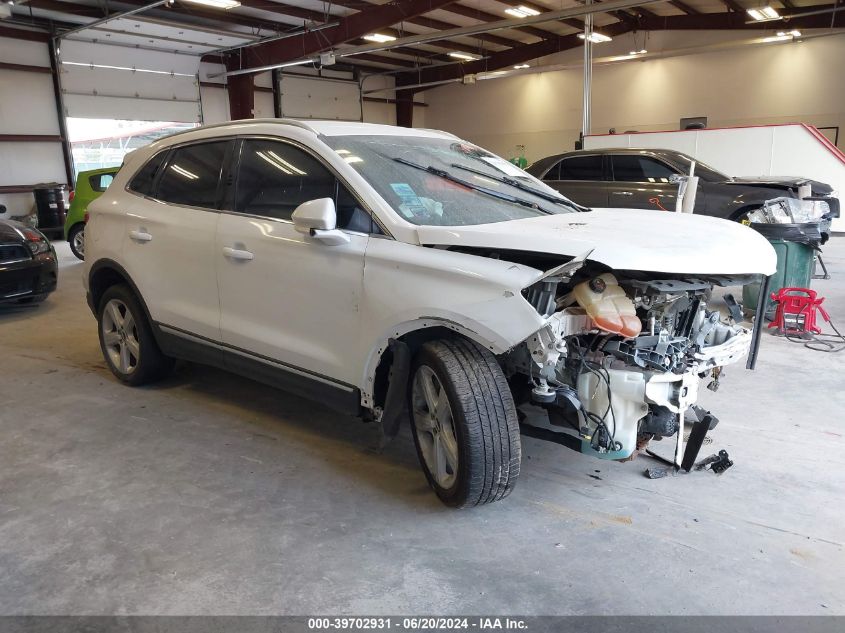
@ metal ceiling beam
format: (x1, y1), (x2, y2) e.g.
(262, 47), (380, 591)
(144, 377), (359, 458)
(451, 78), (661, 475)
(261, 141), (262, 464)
(24, 0), (101, 19)
(224, 0), (663, 76)
(237, 0), (331, 23)
(668, 0), (700, 14)
(444, 3), (555, 40)
(322, 0), (523, 48)
(236, 0), (461, 70)
(55, 0), (169, 39)
(637, 5), (845, 29)
(335, 0), (661, 56)
(115, 0), (292, 32)
(394, 19), (633, 90)
(720, 0), (745, 12)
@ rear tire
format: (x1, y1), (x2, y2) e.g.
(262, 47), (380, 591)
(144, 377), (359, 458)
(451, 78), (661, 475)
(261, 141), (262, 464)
(97, 284), (173, 386)
(408, 338), (521, 508)
(68, 224), (85, 260)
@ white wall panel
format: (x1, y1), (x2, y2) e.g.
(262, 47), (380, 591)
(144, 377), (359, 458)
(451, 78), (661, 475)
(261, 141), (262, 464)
(0, 70), (59, 135)
(361, 75), (397, 125)
(423, 33), (845, 163)
(0, 36), (50, 66)
(0, 35), (67, 218)
(0, 143), (67, 185)
(0, 193), (35, 217)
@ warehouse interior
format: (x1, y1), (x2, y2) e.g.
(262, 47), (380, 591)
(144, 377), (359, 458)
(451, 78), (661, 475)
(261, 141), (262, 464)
(1, 0), (844, 622)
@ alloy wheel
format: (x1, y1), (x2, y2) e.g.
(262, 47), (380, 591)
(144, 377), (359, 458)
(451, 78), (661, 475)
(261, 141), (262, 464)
(411, 366), (459, 489)
(101, 299), (140, 375)
(72, 228), (85, 256)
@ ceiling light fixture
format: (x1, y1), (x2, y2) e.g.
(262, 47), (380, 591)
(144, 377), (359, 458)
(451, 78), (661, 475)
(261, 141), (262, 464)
(363, 33), (396, 43)
(628, 48), (647, 55)
(747, 6), (780, 21)
(578, 32), (612, 43)
(449, 52), (481, 61)
(181, 0), (241, 9)
(505, 5), (540, 18)
(513, 64), (530, 69)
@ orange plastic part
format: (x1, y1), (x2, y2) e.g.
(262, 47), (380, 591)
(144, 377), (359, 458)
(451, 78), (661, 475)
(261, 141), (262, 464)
(572, 273), (642, 339)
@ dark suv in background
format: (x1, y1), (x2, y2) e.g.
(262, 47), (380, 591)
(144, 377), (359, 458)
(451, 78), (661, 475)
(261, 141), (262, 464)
(527, 148), (839, 222)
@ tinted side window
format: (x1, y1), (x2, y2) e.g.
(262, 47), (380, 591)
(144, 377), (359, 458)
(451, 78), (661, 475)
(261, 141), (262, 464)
(235, 140), (336, 221)
(128, 152), (168, 196)
(612, 155), (677, 183)
(156, 141), (229, 208)
(337, 184), (383, 234)
(235, 139), (381, 233)
(541, 162), (560, 181)
(559, 155), (603, 180)
(90, 172), (115, 192)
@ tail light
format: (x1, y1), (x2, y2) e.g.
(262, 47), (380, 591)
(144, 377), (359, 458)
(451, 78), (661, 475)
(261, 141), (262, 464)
(69, 190), (75, 202)
(84, 212), (90, 223)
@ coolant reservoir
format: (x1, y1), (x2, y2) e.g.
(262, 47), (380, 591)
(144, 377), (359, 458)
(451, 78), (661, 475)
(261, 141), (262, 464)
(572, 273), (642, 338)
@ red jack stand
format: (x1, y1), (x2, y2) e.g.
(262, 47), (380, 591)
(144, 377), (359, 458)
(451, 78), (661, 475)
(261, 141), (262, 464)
(768, 287), (830, 336)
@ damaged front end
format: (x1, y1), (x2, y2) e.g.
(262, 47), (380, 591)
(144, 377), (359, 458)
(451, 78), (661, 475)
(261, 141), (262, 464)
(508, 257), (768, 467)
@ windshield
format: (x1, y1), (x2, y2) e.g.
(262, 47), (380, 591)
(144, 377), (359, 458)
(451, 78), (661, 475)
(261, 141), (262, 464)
(673, 153), (730, 182)
(322, 134), (581, 226)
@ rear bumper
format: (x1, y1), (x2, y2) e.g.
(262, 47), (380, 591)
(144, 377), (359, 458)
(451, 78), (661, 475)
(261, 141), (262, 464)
(0, 255), (58, 303)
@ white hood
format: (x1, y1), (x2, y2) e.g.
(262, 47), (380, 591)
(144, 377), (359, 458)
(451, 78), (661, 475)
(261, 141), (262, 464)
(416, 208), (777, 276)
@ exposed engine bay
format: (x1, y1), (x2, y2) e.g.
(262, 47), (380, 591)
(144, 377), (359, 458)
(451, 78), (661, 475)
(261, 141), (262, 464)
(505, 255), (763, 465)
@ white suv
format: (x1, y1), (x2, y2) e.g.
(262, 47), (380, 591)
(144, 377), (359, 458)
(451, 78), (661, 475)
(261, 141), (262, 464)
(84, 120), (775, 507)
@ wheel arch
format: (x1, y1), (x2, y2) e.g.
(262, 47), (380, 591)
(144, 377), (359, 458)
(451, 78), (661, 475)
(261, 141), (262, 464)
(65, 220), (85, 241)
(88, 259), (156, 335)
(361, 317), (510, 411)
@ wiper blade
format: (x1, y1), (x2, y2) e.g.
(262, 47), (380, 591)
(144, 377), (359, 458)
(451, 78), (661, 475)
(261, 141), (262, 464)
(393, 157), (553, 214)
(450, 162), (587, 211)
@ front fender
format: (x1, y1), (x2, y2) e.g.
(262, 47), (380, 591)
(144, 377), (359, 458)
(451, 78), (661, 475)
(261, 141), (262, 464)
(358, 238), (547, 406)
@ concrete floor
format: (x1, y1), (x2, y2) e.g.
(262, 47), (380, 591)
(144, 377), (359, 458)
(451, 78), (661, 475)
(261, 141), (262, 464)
(1, 238), (844, 616)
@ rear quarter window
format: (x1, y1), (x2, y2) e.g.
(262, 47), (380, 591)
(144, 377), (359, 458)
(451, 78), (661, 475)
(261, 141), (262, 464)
(128, 151), (169, 197)
(89, 172), (116, 192)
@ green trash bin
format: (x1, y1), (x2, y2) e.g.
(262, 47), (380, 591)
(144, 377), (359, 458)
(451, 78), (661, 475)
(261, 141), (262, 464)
(742, 238), (815, 319)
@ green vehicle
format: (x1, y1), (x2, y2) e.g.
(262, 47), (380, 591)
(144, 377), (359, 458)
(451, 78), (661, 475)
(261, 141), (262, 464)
(64, 167), (119, 260)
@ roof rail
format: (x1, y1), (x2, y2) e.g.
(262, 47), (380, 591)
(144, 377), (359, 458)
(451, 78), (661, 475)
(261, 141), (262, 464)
(162, 118), (318, 142)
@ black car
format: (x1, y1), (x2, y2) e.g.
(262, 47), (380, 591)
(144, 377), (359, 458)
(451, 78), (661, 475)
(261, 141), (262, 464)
(527, 148), (839, 221)
(0, 219), (57, 305)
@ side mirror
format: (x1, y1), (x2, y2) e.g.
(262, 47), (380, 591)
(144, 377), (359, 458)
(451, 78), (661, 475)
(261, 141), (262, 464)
(291, 198), (350, 246)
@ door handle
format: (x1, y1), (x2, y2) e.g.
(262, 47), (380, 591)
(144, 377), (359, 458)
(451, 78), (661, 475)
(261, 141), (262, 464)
(129, 230), (153, 242)
(222, 246), (254, 261)
(612, 191), (634, 196)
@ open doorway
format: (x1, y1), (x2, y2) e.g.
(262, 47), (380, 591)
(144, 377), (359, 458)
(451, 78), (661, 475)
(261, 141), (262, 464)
(67, 118), (197, 175)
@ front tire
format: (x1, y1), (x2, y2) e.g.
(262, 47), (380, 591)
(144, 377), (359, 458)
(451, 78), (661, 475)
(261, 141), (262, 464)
(409, 338), (521, 508)
(97, 284), (173, 385)
(68, 224), (85, 260)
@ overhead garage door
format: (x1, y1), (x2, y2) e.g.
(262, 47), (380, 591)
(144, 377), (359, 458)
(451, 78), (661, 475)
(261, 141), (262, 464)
(59, 39), (201, 123)
(279, 74), (362, 122)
